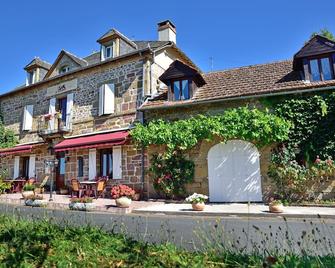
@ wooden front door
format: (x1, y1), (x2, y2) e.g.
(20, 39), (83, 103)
(56, 153), (66, 190)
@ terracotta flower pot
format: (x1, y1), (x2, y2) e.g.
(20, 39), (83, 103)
(115, 197), (132, 208)
(269, 203), (284, 213)
(192, 202), (205, 211)
(22, 191), (34, 199)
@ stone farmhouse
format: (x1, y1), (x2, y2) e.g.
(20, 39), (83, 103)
(1, 20), (335, 201)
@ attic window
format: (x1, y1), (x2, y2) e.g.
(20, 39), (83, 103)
(27, 71), (35, 85)
(308, 57), (334, 81)
(172, 79), (190, 100)
(105, 46), (113, 59)
(60, 65), (70, 74)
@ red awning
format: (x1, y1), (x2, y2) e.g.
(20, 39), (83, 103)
(54, 131), (129, 152)
(0, 144), (34, 156)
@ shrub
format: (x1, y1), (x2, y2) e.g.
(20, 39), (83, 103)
(151, 152), (194, 199)
(111, 185), (135, 199)
(70, 197), (93, 203)
(23, 184), (35, 191)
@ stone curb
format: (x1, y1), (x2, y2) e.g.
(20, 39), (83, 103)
(131, 209), (335, 219)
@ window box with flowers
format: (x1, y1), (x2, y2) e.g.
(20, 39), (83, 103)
(111, 185), (135, 208)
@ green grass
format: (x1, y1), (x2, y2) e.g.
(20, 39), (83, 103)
(0, 215), (333, 267)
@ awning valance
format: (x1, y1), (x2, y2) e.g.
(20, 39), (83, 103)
(54, 131), (129, 152)
(0, 144), (34, 156)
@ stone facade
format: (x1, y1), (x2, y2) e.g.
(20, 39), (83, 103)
(0, 53), (148, 190)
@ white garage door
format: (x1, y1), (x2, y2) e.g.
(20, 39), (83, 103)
(208, 140), (262, 202)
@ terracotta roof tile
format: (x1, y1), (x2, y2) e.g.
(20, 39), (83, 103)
(141, 60), (335, 109)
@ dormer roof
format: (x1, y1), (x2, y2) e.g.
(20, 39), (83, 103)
(293, 35), (335, 70)
(159, 60), (206, 87)
(97, 28), (137, 48)
(24, 57), (51, 71)
(44, 50), (88, 79)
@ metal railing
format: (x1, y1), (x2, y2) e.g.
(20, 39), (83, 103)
(37, 113), (71, 137)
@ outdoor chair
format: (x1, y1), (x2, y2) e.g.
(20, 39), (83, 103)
(34, 176), (49, 194)
(70, 179), (86, 198)
(94, 179), (106, 199)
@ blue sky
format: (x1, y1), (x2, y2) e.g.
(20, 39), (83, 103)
(1, 0), (334, 93)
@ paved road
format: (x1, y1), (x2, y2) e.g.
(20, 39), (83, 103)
(0, 203), (334, 256)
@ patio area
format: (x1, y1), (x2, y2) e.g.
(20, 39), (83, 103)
(0, 193), (163, 213)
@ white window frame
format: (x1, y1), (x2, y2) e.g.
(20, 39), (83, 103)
(26, 71), (35, 85)
(60, 65), (70, 74)
(105, 45), (113, 59)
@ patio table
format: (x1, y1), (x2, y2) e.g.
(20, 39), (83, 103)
(79, 181), (97, 197)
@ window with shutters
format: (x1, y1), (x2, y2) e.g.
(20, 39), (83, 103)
(99, 83), (115, 116)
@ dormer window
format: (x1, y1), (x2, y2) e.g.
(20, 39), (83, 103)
(26, 71), (35, 85)
(293, 35), (335, 82)
(60, 65), (70, 74)
(309, 57), (334, 81)
(159, 60), (206, 102)
(173, 79), (190, 100)
(105, 46), (113, 59)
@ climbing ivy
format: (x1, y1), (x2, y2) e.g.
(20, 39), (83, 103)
(131, 107), (291, 156)
(273, 93), (335, 163)
(131, 107), (291, 198)
(0, 114), (17, 149)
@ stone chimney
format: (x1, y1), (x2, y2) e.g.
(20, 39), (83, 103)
(157, 20), (176, 44)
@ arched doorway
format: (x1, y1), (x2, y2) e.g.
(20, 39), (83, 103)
(208, 140), (262, 202)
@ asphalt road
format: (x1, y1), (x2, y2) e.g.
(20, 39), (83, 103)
(0, 203), (334, 256)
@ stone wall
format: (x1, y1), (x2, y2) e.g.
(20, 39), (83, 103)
(0, 55), (145, 143)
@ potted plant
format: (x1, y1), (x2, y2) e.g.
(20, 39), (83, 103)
(22, 184), (35, 199)
(69, 197), (95, 211)
(24, 194), (48, 207)
(111, 185), (135, 208)
(185, 193), (208, 211)
(269, 200), (284, 213)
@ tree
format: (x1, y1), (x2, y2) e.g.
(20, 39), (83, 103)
(0, 119), (17, 149)
(310, 28), (335, 41)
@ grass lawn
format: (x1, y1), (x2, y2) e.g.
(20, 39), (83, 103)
(0, 215), (334, 267)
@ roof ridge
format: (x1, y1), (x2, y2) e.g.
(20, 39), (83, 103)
(205, 59), (292, 74)
(62, 50), (88, 65)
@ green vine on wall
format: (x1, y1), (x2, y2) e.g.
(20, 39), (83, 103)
(131, 107), (291, 155)
(0, 110), (17, 149)
(131, 107), (291, 198)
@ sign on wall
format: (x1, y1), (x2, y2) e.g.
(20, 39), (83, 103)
(46, 79), (78, 97)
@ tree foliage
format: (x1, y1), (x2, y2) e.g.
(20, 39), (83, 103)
(310, 28), (335, 41)
(0, 120), (17, 149)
